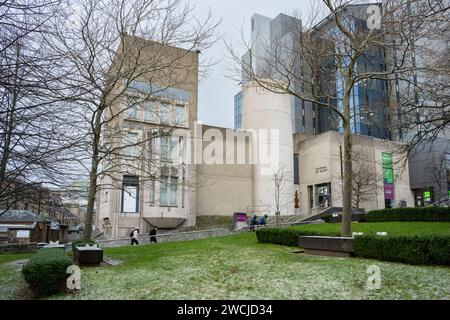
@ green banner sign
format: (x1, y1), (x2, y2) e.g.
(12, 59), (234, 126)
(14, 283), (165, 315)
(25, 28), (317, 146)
(382, 152), (393, 168)
(383, 167), (394, 184)
(382, 152), (394, 184)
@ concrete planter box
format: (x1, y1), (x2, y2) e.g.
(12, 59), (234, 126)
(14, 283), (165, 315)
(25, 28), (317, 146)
(298, 236), (354, 257)
(41, 244), (66, 250)
(75, 246), (103, 266)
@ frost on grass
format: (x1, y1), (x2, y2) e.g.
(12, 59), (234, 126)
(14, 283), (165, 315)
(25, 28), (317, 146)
(2, 233), (450, 300)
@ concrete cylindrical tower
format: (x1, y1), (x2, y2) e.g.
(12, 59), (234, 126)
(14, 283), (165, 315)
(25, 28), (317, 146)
(241, 81), (294, 216)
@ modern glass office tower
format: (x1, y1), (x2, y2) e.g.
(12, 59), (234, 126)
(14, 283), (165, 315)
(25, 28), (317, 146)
(234, 91), (242, 129)
(388, 0), (450, 205)
(235, 13), (309, 134)
(312, 4), (390, 140)
(236, 9), (391, 140)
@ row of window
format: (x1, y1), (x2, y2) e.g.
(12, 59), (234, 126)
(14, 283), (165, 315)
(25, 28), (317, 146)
(126, 97), (187, 127)
(124, 132), (184, 163)
(121, 176), (181, 213)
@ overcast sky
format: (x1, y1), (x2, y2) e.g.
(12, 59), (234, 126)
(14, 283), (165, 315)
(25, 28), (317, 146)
(190, 0), (314, 128)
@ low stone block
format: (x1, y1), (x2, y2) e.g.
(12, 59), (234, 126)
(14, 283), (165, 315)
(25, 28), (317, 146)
(298, 236), (354, 257)
(75, 246), (103, 266)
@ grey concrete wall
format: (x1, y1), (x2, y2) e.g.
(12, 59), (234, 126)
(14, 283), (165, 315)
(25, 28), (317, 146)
(95, 228), (233, 248)
(408, 137), (450, 199)
(0, 243), (38, 253)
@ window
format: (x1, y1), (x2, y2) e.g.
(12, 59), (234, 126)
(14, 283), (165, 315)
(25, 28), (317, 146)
(125, 132), (139, 157)
(293, 154), (299, 185)
(160, 135), (179, 163)
(171, 136), (180, 163)
(150, 178), (155, 206)
(170, 178), (178, 206)
(161, 135), (170, 162)
(122, 176), (139, 213)
(175, 105), (186, 126)
(148, 131), (158, 162)
(160, 176), (177, 206)
(160, 103), (171, 124)
(144, 101), (158, 123)
(160, 176), (168, 206)
(127, 97), (139, 119)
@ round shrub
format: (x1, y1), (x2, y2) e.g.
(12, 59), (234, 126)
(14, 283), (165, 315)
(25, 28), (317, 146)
(22, 248), (72, 296)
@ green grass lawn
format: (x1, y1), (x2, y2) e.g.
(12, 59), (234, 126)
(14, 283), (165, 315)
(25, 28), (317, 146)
(290, 222), (450, 236)
(0, 253), (33, 300)
(1, 230), (450, 300)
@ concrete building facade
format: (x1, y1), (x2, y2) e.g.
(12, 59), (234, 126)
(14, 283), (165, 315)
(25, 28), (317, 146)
(96, 3), (447, 238)
(294, 131), (414, 213)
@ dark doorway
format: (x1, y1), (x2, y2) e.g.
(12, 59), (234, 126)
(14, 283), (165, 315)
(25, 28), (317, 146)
(308, 186), (313, 209)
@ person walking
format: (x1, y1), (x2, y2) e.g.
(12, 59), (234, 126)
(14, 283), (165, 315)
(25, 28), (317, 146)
(130, 227), (139, 245)
(149, 226), (158, 243)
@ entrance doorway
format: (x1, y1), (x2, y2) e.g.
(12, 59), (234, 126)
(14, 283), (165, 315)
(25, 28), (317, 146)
(307, 186), (313, 209)
(316, 183), (331, 208)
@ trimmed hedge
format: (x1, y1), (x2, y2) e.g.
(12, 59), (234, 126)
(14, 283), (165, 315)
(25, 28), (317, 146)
(72, 240), (97, 252)
(257, 227), (450, 265)
(256, 227), (338, 247)
(354, 235), (450, 265)
(22, 248), (72, 296)
(321, 213), (367, 223)
(367, 207), (450, 222)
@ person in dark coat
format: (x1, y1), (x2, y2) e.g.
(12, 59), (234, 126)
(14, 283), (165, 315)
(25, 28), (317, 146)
(259, 214), (268, 226)
(249, 215), (259, 231)
(130, 227), (139, 245)
(149, 226), (158, 243)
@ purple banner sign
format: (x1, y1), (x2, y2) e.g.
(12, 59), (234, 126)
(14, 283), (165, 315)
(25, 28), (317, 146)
(235, 213), (248, 222)
(384, 184), (395, 200)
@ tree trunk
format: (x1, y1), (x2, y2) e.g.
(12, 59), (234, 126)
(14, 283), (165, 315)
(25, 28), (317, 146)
(83, 163), (98, 241)
(0, 47), (20, 211)
(83, 109), (103, 241)
(341, 73), (353, 237)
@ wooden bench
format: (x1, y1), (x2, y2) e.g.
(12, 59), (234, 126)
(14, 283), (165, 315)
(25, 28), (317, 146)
(298, 236), (354, 257)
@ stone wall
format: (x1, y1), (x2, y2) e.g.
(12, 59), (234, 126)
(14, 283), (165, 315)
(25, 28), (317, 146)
(0, 242), (38, 254)
(95, 228), (233, 248)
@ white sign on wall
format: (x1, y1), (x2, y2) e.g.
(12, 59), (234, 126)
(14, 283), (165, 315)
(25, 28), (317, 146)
(16, 230), (30, 238)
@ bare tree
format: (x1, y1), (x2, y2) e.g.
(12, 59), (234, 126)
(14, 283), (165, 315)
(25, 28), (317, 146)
(392, 2), (450, 151)
(45, 0), (219, 240)
(229, 0), (448, 236)
(426, 153), (448, 201)
(0, 0), (60, 56)
(271, 166), (291, 226)
(351, 149), (379, 209)
(0, 0), (80, 215)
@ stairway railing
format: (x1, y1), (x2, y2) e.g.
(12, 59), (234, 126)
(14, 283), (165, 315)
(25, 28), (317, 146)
(245, 200), (332, 227)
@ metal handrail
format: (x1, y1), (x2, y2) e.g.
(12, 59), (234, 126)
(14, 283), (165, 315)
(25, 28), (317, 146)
(430, 197), (450, 207)
(244, 200), (332, 227)
(284, 200), (330, 224)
